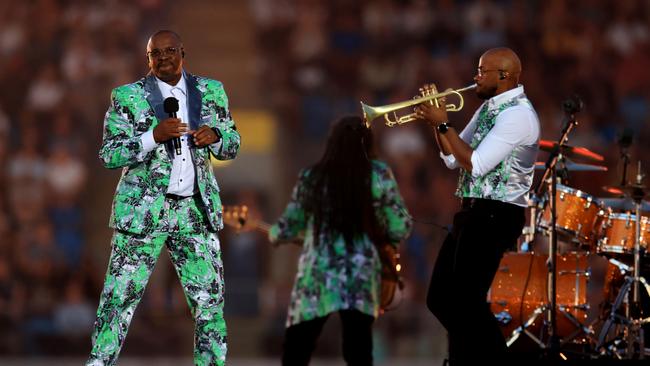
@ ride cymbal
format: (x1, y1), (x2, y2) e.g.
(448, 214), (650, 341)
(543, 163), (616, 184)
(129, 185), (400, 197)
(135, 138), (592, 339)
(534, 161), (608, 172)
(598, 197), (650, 211)
(602, 183), (649, 197)
(539, 140), (604, 163)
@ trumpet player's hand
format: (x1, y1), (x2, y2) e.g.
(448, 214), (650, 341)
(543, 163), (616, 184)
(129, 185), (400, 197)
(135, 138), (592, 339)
(415, 95), (448, 127)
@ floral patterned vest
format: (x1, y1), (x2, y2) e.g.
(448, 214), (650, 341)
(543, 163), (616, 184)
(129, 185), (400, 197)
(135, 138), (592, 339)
(456, 94), (538, 206)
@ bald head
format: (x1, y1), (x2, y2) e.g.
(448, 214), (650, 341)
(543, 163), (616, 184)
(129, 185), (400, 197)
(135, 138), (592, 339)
(148, 30), (182, 47)
(474, 47), (522, 99)
(482, 47), (521, 80)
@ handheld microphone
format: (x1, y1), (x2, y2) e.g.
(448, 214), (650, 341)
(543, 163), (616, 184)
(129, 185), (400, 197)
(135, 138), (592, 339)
(163, 97), (181, 155)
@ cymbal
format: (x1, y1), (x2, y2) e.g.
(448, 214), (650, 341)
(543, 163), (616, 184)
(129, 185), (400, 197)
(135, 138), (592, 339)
(598, 197), (650, 212)
(602, 183), (648, 197)
(539, 140), (604, 163)
(534, 161), (608, 172)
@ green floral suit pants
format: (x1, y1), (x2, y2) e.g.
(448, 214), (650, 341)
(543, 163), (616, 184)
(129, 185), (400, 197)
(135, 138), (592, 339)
(87, 195), (227, 366)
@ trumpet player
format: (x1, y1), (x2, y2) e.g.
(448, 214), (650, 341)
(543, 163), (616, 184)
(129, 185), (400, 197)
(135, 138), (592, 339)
(416, 47), (540, 364)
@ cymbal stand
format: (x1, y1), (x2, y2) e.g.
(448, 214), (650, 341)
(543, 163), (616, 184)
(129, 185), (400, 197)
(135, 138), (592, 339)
(513, 100), (582, 356)
(596, 162), (650, 358)
(523, 158), (568, 250)
(617, 128), (633, 187)
(620, 143), (631, 187)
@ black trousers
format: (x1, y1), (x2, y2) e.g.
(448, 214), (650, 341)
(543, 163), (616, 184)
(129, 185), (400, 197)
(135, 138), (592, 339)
(282, 309), (375, 366)
(427, 198), (525, 363)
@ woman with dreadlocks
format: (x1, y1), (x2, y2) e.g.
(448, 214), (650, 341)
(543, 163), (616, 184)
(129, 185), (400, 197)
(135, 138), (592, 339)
(269, 115), (412, 365)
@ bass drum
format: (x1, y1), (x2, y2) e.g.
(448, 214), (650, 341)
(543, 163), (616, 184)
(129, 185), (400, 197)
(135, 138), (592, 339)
(488, 252), (590, 343)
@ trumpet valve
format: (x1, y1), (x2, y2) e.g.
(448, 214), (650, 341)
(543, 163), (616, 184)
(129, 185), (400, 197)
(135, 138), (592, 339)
(421, 84), (439, 107)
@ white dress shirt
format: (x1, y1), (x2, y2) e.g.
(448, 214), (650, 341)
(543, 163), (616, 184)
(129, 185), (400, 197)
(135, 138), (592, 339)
(140, 75), (196, 197)
(440, 85), (540, 177)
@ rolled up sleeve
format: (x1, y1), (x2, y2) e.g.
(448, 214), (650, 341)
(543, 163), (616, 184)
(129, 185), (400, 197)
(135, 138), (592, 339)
(470, 107), (538, 177)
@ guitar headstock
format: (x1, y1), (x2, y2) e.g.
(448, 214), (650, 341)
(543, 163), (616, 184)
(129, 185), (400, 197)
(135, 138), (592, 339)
(222, 205), (249, 231)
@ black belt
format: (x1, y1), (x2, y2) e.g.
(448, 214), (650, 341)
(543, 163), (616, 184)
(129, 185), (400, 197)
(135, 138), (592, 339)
(165, 193), (199, 201)
(461, 197), (518, 211)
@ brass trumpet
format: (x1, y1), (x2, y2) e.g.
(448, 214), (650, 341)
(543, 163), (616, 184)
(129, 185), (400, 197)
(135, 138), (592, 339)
(361, 84), (477, 127)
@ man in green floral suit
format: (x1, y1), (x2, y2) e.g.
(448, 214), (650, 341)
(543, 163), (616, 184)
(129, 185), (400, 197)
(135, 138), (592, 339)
(87, 30), (239, 366)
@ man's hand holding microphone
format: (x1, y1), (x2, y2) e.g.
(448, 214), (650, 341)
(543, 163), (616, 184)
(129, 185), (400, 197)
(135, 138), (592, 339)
(153, 97), (221, 151)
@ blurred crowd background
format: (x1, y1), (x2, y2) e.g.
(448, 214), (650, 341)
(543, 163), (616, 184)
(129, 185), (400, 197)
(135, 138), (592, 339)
(0, 0), (649, 362)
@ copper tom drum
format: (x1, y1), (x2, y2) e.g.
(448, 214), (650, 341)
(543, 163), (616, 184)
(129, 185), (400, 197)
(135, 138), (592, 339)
(539, 184), (602, 249)
(596, 212), (650, 256)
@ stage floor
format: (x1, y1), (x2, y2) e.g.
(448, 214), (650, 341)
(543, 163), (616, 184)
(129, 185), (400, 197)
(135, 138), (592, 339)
(0, 358), (441, 366)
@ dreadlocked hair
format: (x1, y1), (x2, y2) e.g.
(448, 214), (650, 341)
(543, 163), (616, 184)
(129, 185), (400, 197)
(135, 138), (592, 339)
(300, 115), (380, 249)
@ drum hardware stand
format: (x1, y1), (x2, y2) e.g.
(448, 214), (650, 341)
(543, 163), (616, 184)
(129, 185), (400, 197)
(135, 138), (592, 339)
(596, 275), (650, 357)
(610, 258), (632, 273)
(523, 158), (570, 251)
(503, 271), (597, 349)
(596, 162), (649, 358)
(529, 97), (583, 357)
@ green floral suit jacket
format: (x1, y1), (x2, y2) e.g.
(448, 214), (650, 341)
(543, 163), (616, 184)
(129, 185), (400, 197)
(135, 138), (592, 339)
(99, 71), (240, 235)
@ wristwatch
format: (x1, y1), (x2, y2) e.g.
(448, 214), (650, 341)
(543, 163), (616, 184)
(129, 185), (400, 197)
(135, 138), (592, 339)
(437, 121), (451, 134)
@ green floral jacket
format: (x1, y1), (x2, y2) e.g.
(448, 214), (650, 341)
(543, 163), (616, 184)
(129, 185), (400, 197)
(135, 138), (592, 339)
(269, 160), (413, 326)
(99, 72), (240, 235)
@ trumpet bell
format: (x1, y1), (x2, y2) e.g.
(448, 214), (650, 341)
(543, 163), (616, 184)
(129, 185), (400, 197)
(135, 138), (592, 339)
(361, 102), (381, 128)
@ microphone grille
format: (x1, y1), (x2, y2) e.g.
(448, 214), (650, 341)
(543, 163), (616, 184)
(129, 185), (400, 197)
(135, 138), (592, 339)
(163, 97), (179, 113)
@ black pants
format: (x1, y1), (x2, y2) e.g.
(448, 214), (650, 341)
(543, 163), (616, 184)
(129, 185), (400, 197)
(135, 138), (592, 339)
(282, 309), (375, 366)
(427, 198), (525, 363)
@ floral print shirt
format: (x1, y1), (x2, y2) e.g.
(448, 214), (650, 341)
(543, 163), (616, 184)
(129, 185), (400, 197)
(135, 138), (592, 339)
(269, 160), (412, 326)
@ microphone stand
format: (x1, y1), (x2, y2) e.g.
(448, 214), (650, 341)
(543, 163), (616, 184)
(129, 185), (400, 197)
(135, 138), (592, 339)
(617, 129), (633, 187)
(532, 101), (581, 359)
(620, 146), (630, 187)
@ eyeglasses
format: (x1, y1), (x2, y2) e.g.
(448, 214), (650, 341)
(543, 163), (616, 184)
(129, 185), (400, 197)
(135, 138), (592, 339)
(476, 68), (504, 77)
(147, 47), (181, 59)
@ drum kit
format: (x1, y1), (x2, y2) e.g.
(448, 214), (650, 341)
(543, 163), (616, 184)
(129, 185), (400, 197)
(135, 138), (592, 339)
(488, 103), (650, 359)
